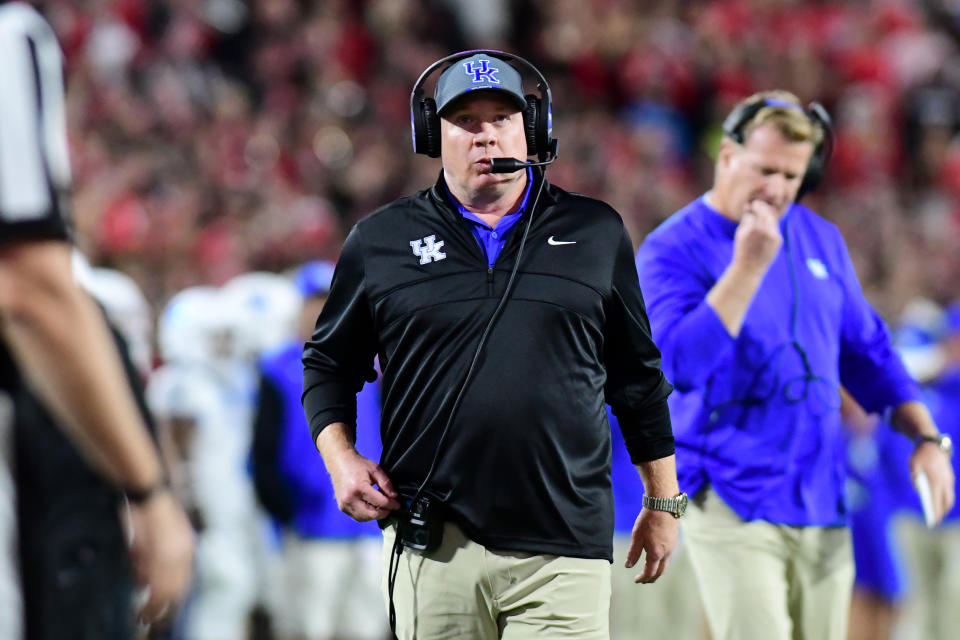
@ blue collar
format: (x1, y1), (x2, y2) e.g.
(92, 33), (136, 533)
(443, 167), (534, 226)
(443, 168), (533, 266)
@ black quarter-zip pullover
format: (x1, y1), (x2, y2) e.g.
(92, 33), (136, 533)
(303, 170), (673, 560)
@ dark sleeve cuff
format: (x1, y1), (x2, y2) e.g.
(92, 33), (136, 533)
(304, 394), (357, 445)
(0, 210), (72, 247)
(615, 398), (676, 464)
(302, 364), (365, 445)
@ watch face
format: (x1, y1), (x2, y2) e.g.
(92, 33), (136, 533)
(675, 493), (689, 518)
(942, 434), (954, 457)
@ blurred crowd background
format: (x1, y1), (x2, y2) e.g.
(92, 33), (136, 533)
(30, 0), (960, 639)
(52, 0), (960, 319)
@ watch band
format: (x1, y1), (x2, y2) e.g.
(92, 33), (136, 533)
(643, 495), (672, 512)
(915, 433), (953, 458)
(642, 492), (689, 518)
(122, 479), (168, 505)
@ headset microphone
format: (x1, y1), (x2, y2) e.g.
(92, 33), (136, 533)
(490, 156), (555, 173)
(490, 140), (559, 173)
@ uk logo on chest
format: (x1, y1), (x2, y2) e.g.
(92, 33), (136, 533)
(410, 235), (447, 264)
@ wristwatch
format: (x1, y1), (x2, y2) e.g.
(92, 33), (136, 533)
(915, 433), (953, 458)
(642, 492), (689, 518)
(122, 478), (169, 505)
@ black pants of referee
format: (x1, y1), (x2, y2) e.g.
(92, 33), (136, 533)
(15, 388), (136, 640)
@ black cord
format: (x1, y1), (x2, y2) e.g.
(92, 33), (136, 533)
(387, 170), (549, 640)
(705, 219), (840, 426)
(388, 531), (402, 637)
(412, 175), (546, 502)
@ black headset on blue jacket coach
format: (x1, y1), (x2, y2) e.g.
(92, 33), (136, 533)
(721, 96), (834, 199)
(410, 49), (558, 164)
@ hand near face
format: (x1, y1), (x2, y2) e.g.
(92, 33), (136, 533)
(732, 199), (782, 276)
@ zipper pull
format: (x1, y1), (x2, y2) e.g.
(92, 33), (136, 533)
(487, 267), (494, 283)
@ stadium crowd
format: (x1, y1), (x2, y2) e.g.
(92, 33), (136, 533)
(19, 0), (960, 639)
(53, 0), (960, 316)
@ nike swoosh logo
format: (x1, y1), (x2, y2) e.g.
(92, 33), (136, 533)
(548, 236), (576, 246)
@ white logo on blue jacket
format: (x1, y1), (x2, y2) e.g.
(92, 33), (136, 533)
(806, 258), (829, 280)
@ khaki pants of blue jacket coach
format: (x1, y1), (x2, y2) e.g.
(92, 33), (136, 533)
(382, 521), (611, 640)
(683, 487), (854, 640)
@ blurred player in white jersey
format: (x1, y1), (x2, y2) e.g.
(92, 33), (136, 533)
(149, 274), (301, 638)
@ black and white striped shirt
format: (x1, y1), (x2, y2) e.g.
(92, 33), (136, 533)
(0, 1), (71, 243)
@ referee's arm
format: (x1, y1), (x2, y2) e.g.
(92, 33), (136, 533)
(0, 242), (170, 492)
(0, 3), (193, 624)
(0, 1), (166, 506)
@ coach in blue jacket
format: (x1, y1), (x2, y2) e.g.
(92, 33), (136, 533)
(635, 91), (955, 640)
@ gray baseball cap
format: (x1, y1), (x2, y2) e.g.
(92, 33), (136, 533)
(435, 53), (527, 115)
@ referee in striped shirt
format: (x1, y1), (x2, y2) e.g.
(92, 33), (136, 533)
(0, 2), (193, 636)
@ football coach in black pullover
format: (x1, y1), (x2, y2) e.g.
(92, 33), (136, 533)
(303, 50), (682, 639)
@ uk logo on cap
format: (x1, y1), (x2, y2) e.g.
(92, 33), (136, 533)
(435, 53), (526, 115)
(463, 59), (500, 84)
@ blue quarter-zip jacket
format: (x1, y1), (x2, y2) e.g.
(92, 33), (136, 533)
(636, 195), (920, 526)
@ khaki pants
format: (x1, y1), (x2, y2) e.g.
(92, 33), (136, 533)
(610, 534), (707, 640)
(275, 535), (386, 640)
(683, 488), (854, 640)
(382, 521), (611, 640)
(893, 517), (960, 640)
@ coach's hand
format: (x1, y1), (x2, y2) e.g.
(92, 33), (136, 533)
(707, 198), (784, 337)
(733, 198), (782, 275)
(910, 441), (955, 525)
(317, 422), (401, 522)
(891, 402), (956, 525)
(625, 508), (678, 584)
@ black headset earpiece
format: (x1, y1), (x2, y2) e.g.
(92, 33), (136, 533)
(411, 96), (441, 158)
(524, 94), (540, 158)
(410, 50), (555, 161)
(533, 92), (553, 162)
(721, 101), (766, 145)
(797, 101), (834, 198)
(421, 98), (441, 159)
(722, 98), (834, 199)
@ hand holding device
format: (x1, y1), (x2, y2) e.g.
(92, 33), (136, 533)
(914, 471), (937, 528)
(316, 422), (401, 521)
(908, 432), (955, 527)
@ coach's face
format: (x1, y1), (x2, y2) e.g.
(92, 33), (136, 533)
(717, 123), (814, 220)
(440, 92), (528, 199)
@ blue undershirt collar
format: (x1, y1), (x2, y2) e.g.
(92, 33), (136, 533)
(444, 167), (533, 267)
